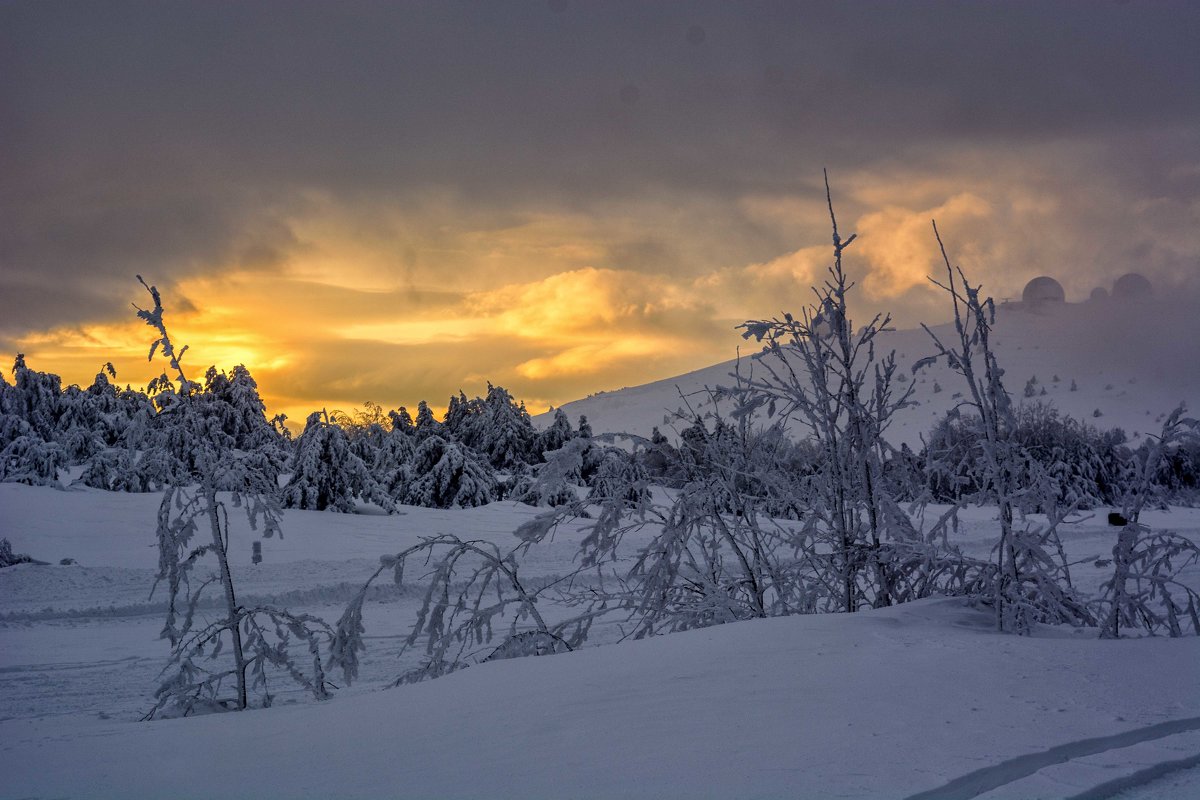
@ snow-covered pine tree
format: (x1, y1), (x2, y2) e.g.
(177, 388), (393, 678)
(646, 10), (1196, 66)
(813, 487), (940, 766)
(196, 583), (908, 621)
(5, 354), (64, 442)
(414, 400), (440, 439)
(82, 365), (144, 447)
(328, 401), (393, 470)
(441, 384), (537, 470)
(475, 384), (537, 470)
(0, 410), (35, 455)
(442, 391), (477, 444)
(0, 432), (66, 486)
(636, 426), (678, 482)
(536, 407), (576, 457)
(374, 423), (417, 501)
(403, 434), (497, 508)
(55, 384), (106, 462)
(203, 365), (286, 456)
(586, 448), (650, 506)
(282, 410), (394, 513)
(0, 356), (68, 486)
(389, 406), (415, 435)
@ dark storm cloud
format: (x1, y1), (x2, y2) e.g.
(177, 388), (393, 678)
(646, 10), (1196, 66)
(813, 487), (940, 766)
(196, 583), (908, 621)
(2, 0), (1198, 331)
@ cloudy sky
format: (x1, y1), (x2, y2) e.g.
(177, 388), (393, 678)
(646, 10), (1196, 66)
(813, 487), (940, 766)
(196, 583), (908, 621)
(3, 1), (1198, 423)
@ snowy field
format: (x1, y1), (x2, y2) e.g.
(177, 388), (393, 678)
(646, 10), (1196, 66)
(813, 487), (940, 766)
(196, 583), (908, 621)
(3, 482), (1199, 798)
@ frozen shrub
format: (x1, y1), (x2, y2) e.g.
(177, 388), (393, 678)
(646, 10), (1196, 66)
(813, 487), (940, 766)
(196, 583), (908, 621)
(0, 538), (34, 568)
(508, 438), (586, 508)
(738, 172), (919, 612)
(1099, 408), (1200, 638)
(920, 226), (1092, 633)
(923, 402), (1127, 511)
(330, 534), (580, 686)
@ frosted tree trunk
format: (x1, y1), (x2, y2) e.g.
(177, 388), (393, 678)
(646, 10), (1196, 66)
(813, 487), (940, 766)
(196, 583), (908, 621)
(204, 480), (248, 710)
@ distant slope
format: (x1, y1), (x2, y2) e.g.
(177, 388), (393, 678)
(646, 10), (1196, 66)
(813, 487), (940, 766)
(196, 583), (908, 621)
(539, 297), (1200, 449)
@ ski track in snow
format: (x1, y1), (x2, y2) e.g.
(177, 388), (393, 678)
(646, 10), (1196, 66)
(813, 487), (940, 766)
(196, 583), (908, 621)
(906, 719), (1200, 800)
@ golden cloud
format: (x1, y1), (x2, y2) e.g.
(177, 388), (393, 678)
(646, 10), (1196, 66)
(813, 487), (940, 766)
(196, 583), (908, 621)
(854, 193), (993, 299)
(13, 149), (1197, 431)
(465, 267), (696, 338)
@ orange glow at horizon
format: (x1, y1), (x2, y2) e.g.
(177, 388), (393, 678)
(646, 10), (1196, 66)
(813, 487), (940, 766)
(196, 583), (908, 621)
(7, 167), (1161, 429)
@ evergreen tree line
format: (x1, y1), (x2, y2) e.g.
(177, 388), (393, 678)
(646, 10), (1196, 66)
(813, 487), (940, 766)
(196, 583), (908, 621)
(0, 355), (656, 511)
(3, 353), (1199, 513)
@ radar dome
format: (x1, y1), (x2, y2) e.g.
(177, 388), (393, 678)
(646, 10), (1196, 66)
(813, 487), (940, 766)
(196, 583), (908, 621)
(1022, 276), (1066, 307)
(1112, 273), (1152, 300)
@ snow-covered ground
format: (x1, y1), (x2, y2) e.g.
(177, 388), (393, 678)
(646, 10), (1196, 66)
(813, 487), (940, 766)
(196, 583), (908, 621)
(3, 481), (1200, 798)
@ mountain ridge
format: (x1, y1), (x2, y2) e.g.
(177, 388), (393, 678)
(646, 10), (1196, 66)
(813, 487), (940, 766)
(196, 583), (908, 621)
(537, 295), (1200, 449)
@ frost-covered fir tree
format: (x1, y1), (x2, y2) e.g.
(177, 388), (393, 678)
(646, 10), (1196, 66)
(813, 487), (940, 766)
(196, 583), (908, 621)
(536, 407), (576, 457)
(414, 399), (440, 439)
(55, 385), (106, 462)
(475, 384), (537, 470)
(441, 384), (538, 470)
(202, 365), (286, 456)
(389, 406), (415, 434)
(442, 391), (475, 442)
(0, 431), (66, 486)
(328, 401), (393, 469)
(282, 411), (394, 513)
(0, 356), (67, 486)
(586, 448), (650, 506)
(403, 434), (497, 508)
(374, 425), (417, 502)
(5, 354), (64, 441)
(636, 426), (678, 482)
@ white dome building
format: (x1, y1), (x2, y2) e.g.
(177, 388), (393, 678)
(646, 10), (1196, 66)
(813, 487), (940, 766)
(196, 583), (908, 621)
(1113, 273), (1152, 300)
(1022, 276), (1066, 309)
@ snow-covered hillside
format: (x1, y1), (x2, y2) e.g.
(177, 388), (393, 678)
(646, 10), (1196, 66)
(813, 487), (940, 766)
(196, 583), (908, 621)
(541, 297), (1200, 449)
